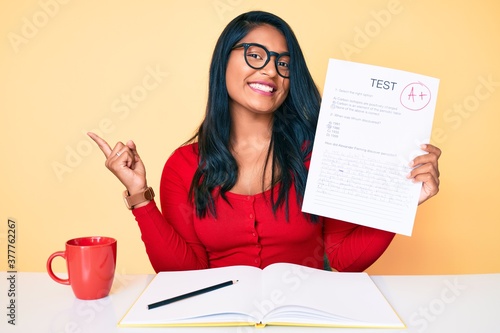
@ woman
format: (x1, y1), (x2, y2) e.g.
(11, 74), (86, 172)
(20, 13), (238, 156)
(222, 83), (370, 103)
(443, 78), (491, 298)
(89, 11), (441, 272)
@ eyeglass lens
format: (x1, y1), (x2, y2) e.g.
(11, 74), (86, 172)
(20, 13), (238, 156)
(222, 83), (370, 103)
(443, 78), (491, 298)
(244, 44), (290, 78)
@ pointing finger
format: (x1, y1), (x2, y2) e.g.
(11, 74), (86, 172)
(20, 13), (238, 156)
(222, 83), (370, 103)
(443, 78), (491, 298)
(88, 132), (113, 158)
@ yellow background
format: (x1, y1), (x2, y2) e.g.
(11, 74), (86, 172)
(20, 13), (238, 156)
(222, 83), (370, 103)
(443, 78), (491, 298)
(1, 0), (499, 275)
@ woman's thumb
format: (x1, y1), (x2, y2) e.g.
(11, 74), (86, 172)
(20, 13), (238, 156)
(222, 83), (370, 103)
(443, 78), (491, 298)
(126, 140), (139, 155)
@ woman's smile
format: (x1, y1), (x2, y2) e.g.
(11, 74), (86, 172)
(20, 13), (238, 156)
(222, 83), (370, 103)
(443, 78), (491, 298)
(248, 81), (277, 95)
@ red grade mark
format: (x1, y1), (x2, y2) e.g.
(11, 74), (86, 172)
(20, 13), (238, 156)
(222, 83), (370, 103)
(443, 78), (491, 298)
(400, 82), (432, 111)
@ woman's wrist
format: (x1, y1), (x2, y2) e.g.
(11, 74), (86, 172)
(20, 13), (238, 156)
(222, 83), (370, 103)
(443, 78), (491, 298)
(123, 186), (155, 210)
(130, 200), (151, 210)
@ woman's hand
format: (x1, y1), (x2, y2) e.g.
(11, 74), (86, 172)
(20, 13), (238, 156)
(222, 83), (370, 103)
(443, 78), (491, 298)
(88, 132), (148, 195)
(407, 144), (442, 205)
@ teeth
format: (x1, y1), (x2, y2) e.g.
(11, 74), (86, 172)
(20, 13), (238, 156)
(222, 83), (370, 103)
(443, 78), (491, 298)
(249, 83), (274, 93)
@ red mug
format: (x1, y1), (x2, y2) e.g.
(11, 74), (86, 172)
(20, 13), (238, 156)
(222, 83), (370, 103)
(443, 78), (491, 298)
(46, 236), (117, 300)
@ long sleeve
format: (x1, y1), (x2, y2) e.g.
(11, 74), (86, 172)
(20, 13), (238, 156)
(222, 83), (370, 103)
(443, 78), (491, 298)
(323, 218), (395, 272)
(132, 145), (208, 272)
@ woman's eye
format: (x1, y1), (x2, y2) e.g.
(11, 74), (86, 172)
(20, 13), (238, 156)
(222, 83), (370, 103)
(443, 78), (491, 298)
(247, 53), (263, 60)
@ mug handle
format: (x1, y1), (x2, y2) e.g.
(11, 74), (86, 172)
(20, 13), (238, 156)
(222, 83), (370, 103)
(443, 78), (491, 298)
(46, 251), (70, 285)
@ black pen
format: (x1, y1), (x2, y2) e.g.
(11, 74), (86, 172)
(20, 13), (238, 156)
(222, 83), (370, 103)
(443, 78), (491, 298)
(148, 279), (238, 310)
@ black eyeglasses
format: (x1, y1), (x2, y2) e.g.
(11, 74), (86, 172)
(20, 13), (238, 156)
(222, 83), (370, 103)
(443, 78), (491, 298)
(232, 43), (290, 78)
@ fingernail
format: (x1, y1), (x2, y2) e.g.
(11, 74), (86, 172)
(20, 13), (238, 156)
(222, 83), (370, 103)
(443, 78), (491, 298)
(420, 144), (427, 149)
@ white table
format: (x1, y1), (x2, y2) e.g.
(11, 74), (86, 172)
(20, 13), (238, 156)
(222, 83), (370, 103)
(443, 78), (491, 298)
(1, 271), (499, 332)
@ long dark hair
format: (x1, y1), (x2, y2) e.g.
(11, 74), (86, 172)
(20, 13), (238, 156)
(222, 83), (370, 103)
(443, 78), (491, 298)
(189, 11), (321, 219)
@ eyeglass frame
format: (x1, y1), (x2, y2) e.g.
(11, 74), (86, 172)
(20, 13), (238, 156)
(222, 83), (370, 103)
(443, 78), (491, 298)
(231, 42), (290, 78)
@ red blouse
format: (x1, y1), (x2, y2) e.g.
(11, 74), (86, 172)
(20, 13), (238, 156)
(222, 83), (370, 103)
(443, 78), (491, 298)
(133, 143), (395, 272)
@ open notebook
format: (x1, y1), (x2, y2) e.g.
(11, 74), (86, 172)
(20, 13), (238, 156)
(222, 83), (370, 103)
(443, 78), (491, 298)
(119, 263), (404, 328)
